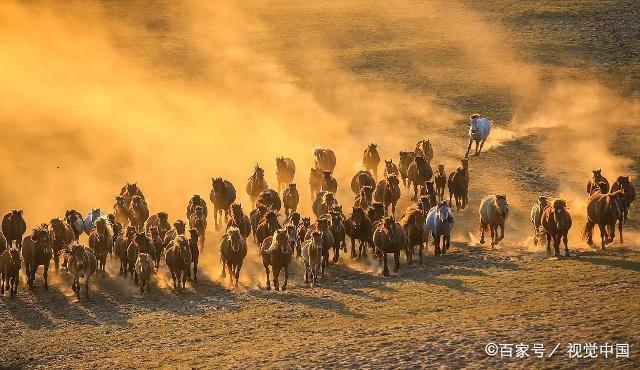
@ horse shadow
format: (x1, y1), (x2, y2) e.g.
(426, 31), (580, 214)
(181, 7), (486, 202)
(4, 294), (56, 330)
(249, 289), (366, 318)
(575, 254), (640, 272)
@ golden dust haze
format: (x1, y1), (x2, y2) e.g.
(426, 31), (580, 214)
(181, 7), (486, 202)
(0, 0), (638, 249)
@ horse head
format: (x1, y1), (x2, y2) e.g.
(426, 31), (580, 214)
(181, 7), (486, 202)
(227, 227), (242, 252)
(69, 243), (86, 271)
(271, 229), (289, 254)
(592, 168), (602, 180)
(231, 203), (244, 219)
(437, 201), (453, 224)
(494, 195), (509, 219)
(368, 143), (377, 150)
(212, 177), (225, 192)
(289, 212), (301, 226)
(188, 228), (199, 246)
(49, 218), (66, 238)
(126, 182), (139, 196)
(322, 192), (336, 206)
(149, 226), (160, 239)
(115, 196), (127, 209)
(174, 220), (186, 235)
(285, 224), (297, 251)
(552, 199), (568, 230)
(469, 114), (481, 134)
(125, 225), (137, 240)
(385, 174), (400, 190)
(254, 164), (265, 179)
(310, 230), (323, 253)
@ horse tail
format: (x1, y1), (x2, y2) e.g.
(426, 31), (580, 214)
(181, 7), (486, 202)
(581, 221), (592, 241)
(478, 219), (489, 233)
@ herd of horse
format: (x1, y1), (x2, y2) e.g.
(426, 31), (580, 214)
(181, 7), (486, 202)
(0, 115), (636, 299)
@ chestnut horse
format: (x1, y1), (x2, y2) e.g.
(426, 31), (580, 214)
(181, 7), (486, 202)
(414, 139), (434, 163)
(583, 191), (624, 250)
(22, 226), (52, 290)
(400, 207), (428, 264)
(363, 143), (381, 179)
(374, 174), (401, 216)
(283, 183), (300, 218)
(611, 175), (635, 224)
(398, 151), (416, 188)
(344, 207), (373, 259)
(246, 165), (268, 206)
(373, 217), (407, 276)
(220, 226), (247, 287)
(434, 164), (446, 202)
(210, 177), (237, 230)
(586, 169), (609, 195)
(261, 229), (291, 291)
(447, 158), (469, 212)
(541, 199), (572, 257)
(226, 203), (252, 239)
(351, 170), (376, 195)
(407, 156), (433, 201)
(313, 146), (337, 173)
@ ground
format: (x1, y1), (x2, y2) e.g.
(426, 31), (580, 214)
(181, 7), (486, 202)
(1, 0), (640, 369)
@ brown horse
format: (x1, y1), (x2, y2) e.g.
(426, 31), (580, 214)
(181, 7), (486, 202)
(275, 157), (296, 194)
(351, 170), (376, 195)
(165, 235), (192, 290)
(220, 226), (247, 287)
(135, 252), (155, 296)
(128, 195), (149, 232)
(313, 146), (336, 172)
(65, 243), (97, 299)
(312, 191), (339, 218)
(296, 217), (311, 258)
(65, 209), (84, 240)
(147, 226), (163, 269)
(327, 209), (346, 263)
(255, 211), (281, 246)
(321, 171), (338, 194)
(368, 202), (385, 226)
(398, 151), (416, 188)
(420, 181), (438, 207)
(210, 177), (237, 230)
(128, 232), (152, 284)
(374, 174), (401, 215)
(447, 158), (470, 212)
(226, 203), (252, 239)
(112, 196), (130, 227)
(188, 228), (200, 283)
(88, 216), (113, 276)
(373, 217), (407, 276)
(188, 206), (207, 251)
(186, 194), (208, 219)
(2, 209), (27, 250)
(384, 159), (399, 177)
(434, 164), (446, 202)
(354, 185), (374, 209)
(344, 207), (373, 259)
(407, 156), (433, 200)
(145, 212), (171, 240)
(611, 175), (635, 224)
(583, 191), (624, 250)
(0, 247), (21, 297)
(107, 214), (122, 253)
(589, 181), (610, 196)
(249, 204), (268, 243)
(261, 229), (291, 291)
(302, 230), (323, 287)
(163, 220), (187, 249)
(283, 183), (300, 218)
(305, 218), (334, 276)
(400, 207), (428, 265)
(49, 217), (75, 271)
(541, 199), (572, 257)
(246, 165), (269, 206)
(22, 226), (52, 289)
(586, 169), (609, 195)
(120, 182), (146, 206)
(115, 225), (136, 276)
(415, 139), (434, 163)
(256, 189), (282, 212)
(363, 143), (381, 179)
(309, 168), (324, 201)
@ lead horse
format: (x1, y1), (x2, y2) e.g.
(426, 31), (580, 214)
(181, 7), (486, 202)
(465, 114), (491, 157)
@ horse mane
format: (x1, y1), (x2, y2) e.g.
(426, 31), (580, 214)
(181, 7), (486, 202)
(313, 146), (324, 156)
(95, 215), (113, 237)
(399, 208), (422, 227)
(552, 199), (566, 209)
(227, 226), (240, 238)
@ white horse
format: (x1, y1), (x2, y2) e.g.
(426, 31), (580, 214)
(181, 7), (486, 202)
(479, 195), (509, 246)
(530, 196), (549, 245)
(465, 114), (491, 157)
(83, 208), (105, 236)
(426, 201), (455, 255)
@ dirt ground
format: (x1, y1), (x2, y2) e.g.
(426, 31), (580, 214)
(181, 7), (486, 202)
(1, 0), (640, 368)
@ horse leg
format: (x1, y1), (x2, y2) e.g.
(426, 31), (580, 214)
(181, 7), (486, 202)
(54, 251), (60, 272)
(597, 223), (607, 250)
(618, 219), (624, 244)
(392, 202), (397, 216)
(264, 265), (271, 291)
(479, 220), (486, 245)
(499, 222), (505, 242)
(235, 262), (242, 287)
(445, 232), (451, 253)
(304, 262), (310, 285)
(465, 138), (473, 158)
(351, 237), (357, 259)
(490, 226), (496, 247)
(43, 264), (49, 290)
(382, 253), (390, 277)
(1, 274), (4, 295)
(193, 260), (198, 283)
(563, 232), (570, 257)
(434, 233), (441, 255)
(273, 266), (280, 291)
(546, 232), (551, 255)
(478, 139), (487, 155)
(412, 183), (418, 201)
(332, 244), (339, 263)
(533, 224), (538, 246)
(282, 265), (288, 291)
(393, 251), (400, 273)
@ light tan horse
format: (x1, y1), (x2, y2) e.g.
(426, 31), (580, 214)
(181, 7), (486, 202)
(530, 196), (549, 246)
(362, 143), (381, 179)
(301, 230), (323, 287)
(135, 252), (156, 296)
(65, 243), (97, 299)
(479, 195), (509, 247)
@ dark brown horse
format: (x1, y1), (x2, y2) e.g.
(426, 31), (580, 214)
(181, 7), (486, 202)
(434, 164), (446, 202)
(354, 185), (374, 209)
(188, 228), (199, 283)
(351, 170), (375, 195)
(399, 207), (428, 265)
(313, 146), (336, 172)
(420, 181), (437, 207)
(119, 182), (146, 206)
(305, 218), (334, 276)
(112, 196), (130, 227)
(276, 156), (296, 194)
(147, 226), (163, 269)
(106, 214), (122, 253)
(611, 175), (635, 224)
(186, 194), (208, 219)
(220, 226), (247, 287)
(283, 183), (300, 218)
(447, 158), (469, 212)
(49, 217), (74, 271)
(309, 168), (324, 201)
(398, 151), (416, 188)
(128, 195), (149, 232)
(583, 191), (624, 250)
(64, 209), (84, 240)
(414, 139), (434, 163)
(162, 220), (187, 249)
(328, 209), (346, 263)
(88, 217), (113, 276)
(65, 243), (97, 299)
(115, 225), (136, 276)
(256, 189), (282, 212)
(2, 210), (27, 250)
(145, 212), (171, 240)
(321, 171), (338, 193)
(384, 159), (399, 177)
(165, 235), (191, 290)
(374, 174), (401, 215)
(249, 204), (268, 243)
(128, 232), (152, 284)
(261, 229), (291, 291)
(541, 199), (572, 257)
(367, 202), (385, 226)
(586, 169), (609, 195)
(246, 164), (269, 206)
(312, 191), (339, 218)
(256, 211), (281, 246)
(188, 206), (207, 251)
(344, 207), (373, 259)
(407, 156), (433, 200)
(373, 217), (407, 276)
(0, 247), (20, 297)
(363, 143), (381, 179)
(226, 203), (252, 239)
(22, 226), (52, 289)
(210, 177), (237, 230)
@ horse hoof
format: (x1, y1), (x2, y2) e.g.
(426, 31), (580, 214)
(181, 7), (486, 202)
(382, 270), (390, 277)
(479, 238), (485, 245)
(282, 286), (287, 291)
(266, 285), (271, 291)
